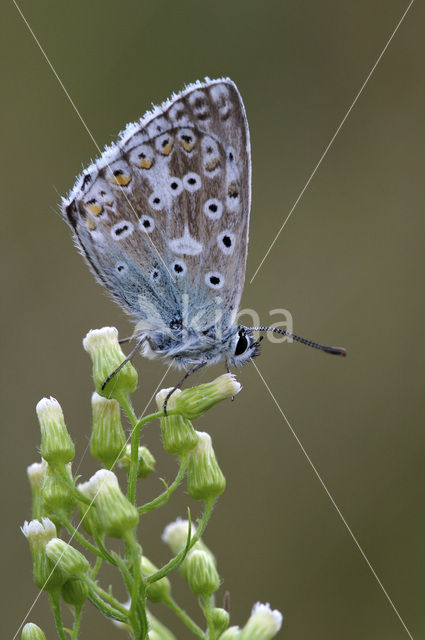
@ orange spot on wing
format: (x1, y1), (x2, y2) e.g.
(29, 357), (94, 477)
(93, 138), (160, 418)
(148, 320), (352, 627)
(137, 158), (154, 169)
(86, 203), (104, 216)
(111, 174), (132, 186)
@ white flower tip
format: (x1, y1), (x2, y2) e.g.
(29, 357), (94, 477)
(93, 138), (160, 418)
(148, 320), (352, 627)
(91, 391), (115, 407)
(251, 602), (283, 633)
(194, 431), (212, 451)
(215, 373), (242, 397)
(83, 327), (119, 352)
(161, 516), (196, 545)
(225, 373), (242, 394)
(88, 468), (119, 492)
(21, 518), (56, 538)
(36, 396), (62, 417)
(26, 462), (45, 479)
(155, 386), (181, 408)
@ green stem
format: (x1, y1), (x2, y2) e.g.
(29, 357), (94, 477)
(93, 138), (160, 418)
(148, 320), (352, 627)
(71, 605), (83, 640)
(60, 517), (104, 560)
(119, 394), (162, 506)
(112, 549), (134, 593)
(91, 556), (103, 579)
(86, 578), (130, 616)
(200, 594), (216, 640)
(164, 595), (204, 638)
(125, 530), (148, 639)
(147, 498), (215, 584)
(139, 453), (189, 514)
(93, 533), (118, 567)
(48, 590), (67, 640)
(87, 589), (128, 623)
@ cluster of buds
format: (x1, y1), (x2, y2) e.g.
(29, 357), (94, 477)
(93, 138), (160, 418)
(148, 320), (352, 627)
(21, 327), (283, 640)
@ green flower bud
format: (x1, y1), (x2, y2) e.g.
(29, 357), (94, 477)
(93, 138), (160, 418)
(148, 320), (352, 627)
(161, 517), (210, 556)
(90, 392), (126, 468)
(140, 556), (171, 603)
(37, 398), (75, 466)
(239, 603), (283, 640)
(45, 538), (90, 580)
(211, 607), (230, 635)
(27, 461), (47, 519)
(21, 518), (64, 591)
(61, 578), (89, 606)
(161, 517), (214, 579)
(220, 626), (242, 640)
(88, 469), (139, 538)
(155, 389), (198, 455)
(83, 327), (138, 400)
(170, 374), (241, 420)
(41, 463), (76, 518)
(76, 480), (102, 537)
(186, 549), (220, 596)
(187, 431), (226, 500)
(21, 622), (47, 640)
(119, 444), (156, 478)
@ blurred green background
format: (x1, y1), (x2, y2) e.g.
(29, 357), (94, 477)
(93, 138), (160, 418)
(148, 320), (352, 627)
(2, 1), (423, 638)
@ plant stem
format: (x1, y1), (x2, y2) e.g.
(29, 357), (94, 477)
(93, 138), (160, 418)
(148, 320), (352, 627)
(48, 590), (67, 640)
(125, 530), (149, 639)
(139, 453), (189, 514)
(60, 517), (104, 560)
(86, 578), (130, 615)
(87, 589), (128, 623)
(119, 394), (162, 506)
(71, 605), (83, 640)
(165, 595), (204, 638)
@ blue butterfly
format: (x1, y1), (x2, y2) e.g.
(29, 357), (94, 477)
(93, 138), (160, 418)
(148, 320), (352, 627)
(63, 78), (345, 397)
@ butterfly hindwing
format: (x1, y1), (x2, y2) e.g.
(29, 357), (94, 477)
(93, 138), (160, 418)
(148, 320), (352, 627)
(63, 78), (251, 339)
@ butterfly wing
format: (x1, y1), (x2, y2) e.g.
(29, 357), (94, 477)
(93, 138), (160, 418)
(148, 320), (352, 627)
(63, 78), (251, 341)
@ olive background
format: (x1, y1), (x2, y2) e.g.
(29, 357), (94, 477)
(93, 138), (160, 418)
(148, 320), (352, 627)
(2, 1), (423, 638)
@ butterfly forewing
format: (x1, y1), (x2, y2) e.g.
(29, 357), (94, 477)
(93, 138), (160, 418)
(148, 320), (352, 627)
(63, 78), (251, 344)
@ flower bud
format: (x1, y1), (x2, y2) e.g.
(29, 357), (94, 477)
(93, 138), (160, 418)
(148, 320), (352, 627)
(186, 549), (220, 596)
(211, 607), (230, 635)
(61, 578), (89, 606)
(21, 623), (47, 640)
(83, 327), (138, 400)
(21, 518), (63, 590)
(161, 517), (214, 580)
(239, 602), (283, 640)
(220, 627), (242, 640)
(37, 398), (75, 466)
(119, 444), (156, 478)
(161, 517), (210, 556)
(170, 374), (241, 420)
(76, 480), (102, 537)
(27, 461), (47, 519)
(90, 393), (126, 468)
(41, 463), (76, 518)
(156, 389), (198, 455)
(140, 556), (171, 603)
(45, 538), (90, 580)
(187, 431), (226, 500)
(87, 469), (139, 538)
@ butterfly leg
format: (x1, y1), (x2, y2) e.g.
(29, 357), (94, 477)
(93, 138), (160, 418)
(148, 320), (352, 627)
(163, 361), (207, 416)
(101, 336), (146, 392)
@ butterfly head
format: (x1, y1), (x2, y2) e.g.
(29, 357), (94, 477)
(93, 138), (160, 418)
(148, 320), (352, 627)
(226, 327), (263, 367)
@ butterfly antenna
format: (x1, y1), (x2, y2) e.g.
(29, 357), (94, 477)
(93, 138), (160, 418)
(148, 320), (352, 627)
(245, 327), (347, 357)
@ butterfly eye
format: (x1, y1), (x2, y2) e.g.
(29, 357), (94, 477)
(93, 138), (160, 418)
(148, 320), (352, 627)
(234, 333), (249, 356)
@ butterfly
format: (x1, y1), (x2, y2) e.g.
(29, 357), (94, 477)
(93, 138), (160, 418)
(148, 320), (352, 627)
(62, 78), (345, 393)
